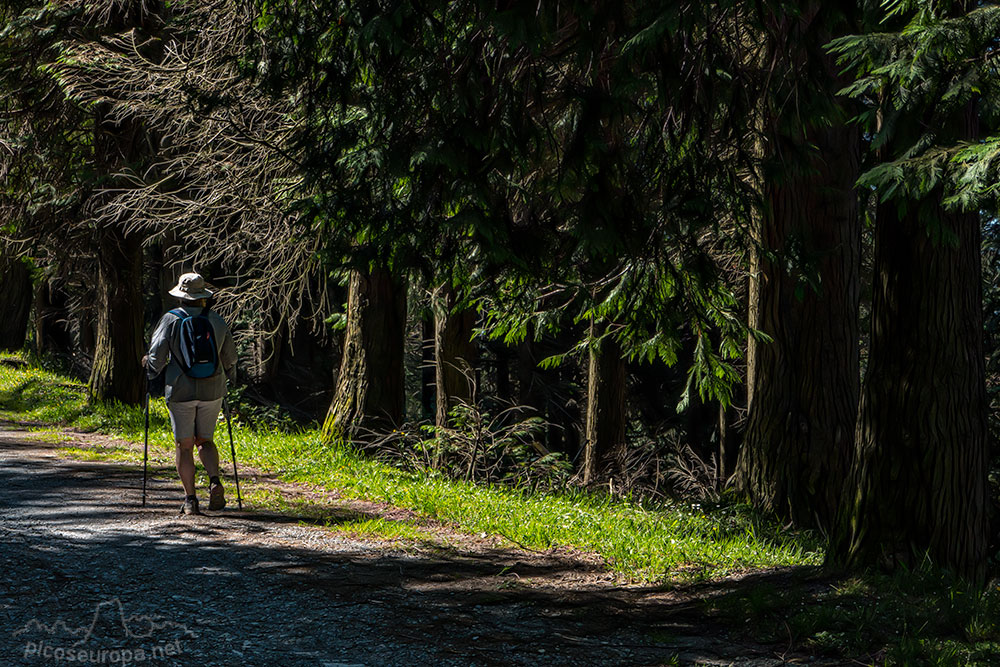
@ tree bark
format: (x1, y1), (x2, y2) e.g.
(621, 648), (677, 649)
(0, 255), (32, 352)
(736, 121), (861, 530)
(87, 228), (145, 405)
(582, 325), (626, 485)
(492, 341), (512, 405)
(734, 6), (861, 531)
(84, 87), (150, 405)
(33, 279), (73, 357)
(421, 315), (436, 420)
(252, 306), (285, 385)
(830, 197), (989, 580)
(158, 231), (183, 316)
(433, 285), (478, 428)
(77, 304), (96, 358)
(322, 267), (407, 443)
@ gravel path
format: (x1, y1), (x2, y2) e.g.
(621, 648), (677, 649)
(0, 424), (806, 666)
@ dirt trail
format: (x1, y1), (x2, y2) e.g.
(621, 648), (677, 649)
(0, 424), (812, 666)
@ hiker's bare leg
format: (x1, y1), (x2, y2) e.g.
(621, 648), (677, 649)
(195, 438), (220, 478)
(176, 438), (197, 496)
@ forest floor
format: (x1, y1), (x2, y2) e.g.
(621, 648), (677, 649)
(0, 421), (855, 667)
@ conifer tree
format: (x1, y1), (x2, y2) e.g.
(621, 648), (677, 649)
(827, 0), (994, 580)
(736, 2), (861, 531)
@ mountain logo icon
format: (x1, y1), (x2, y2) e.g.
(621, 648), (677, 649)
(14, 598), (196, 662)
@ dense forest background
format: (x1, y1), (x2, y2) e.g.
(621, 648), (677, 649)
(2, 0), (999, 581)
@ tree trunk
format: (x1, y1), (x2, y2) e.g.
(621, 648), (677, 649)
(252, 307), (285, 385)
(158, 231), (183, 316)
(582, 325), (626, 485)
(0, 255), (32, 352)
(718, 401), (742, 485)
(421, 315), (436, 420)
(736, 122), (861, 529)
(77, 305), (96, 358)
(87, 228), (145, 405)
(734, 6), (861, 531)
(322, 267), (407, 443)
(33, 279), (73, 357)
(86, 44), (155, 404)
(517, 335), (542, 410)
(434, 285), (478, 428)
(829, 195), (988, 580)
(492, 342), (512, 405)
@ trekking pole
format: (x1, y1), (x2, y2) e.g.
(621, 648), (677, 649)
(223, 398), (242, 510)
(142, 388), (150, 507)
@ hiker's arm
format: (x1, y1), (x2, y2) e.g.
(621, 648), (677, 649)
(221, 326), (237, 383)
(146, 314), (173, 377)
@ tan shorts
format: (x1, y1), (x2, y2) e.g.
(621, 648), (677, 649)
(166, 399), (224, 442)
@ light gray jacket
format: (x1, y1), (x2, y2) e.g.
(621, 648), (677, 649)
(146, 305), (237, 403)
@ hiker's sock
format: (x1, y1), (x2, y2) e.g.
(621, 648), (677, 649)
(185, 494), (198, 502)
(209, 476), (221, 487)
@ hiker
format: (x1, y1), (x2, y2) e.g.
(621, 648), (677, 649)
(143, 273), (237, 515)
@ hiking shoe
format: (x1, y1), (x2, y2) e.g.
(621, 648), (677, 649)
(182, 496), (201, 515)
(208, 481), (226, 511)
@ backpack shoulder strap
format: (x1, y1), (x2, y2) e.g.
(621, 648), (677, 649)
(170, 306), (211, 319)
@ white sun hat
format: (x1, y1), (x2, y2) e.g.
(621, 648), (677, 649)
(168, 272), (214, 301)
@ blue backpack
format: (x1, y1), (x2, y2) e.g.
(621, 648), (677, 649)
(170, 307), (219, 378)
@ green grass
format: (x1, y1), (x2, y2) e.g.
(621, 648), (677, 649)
(0, 352), (821, 581)
(331, 517), (430, 542)
(55, 445), (139, 463)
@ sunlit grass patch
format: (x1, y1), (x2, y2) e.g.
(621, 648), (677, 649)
(241, 486), (322, 517)
(57, 445), (139, 464)
(22, 428), (72, 443)
(0, 363), (88, 424)
(329, 517), (430, 542)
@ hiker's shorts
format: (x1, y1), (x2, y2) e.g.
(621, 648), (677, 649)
(166, 398), (224, 443)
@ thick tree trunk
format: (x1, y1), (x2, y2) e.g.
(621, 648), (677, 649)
(322, 267), (406, 443)
(87, 228), (145, 405)
(736, 121), (860, 529)
(829, 195), (989, 580)
(86, 55), (154, 404)
(582, 325), (626, 485)
(734, 6), (860, 531)
(0, 255), (32, 352)
(433, 286), (478, 428)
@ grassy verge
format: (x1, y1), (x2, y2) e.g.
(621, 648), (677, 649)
(0, 353), (819, 581)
